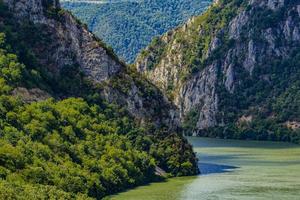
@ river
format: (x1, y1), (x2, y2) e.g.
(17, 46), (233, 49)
(108, 137), (300, 200)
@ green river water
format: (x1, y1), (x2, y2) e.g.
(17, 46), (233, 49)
(108, 137), (300, 200)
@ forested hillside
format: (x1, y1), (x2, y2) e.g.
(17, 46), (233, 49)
(0, 0), (198, 199)
(136, 0), (300, 143)
(62, 0), (212, 63)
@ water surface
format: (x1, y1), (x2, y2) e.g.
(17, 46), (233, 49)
(109, 137), (300, 200)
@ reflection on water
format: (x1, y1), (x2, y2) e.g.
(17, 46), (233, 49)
(199, 162), (238, 175)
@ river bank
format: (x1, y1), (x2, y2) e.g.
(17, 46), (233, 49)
(108, 137), (300, 200)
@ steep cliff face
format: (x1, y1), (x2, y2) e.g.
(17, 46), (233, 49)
(2, 0), (179, 130)
(136, 0), (300, 139)
(3, 0), (121, 82)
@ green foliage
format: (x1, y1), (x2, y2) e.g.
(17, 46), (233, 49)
(0, 94), (157, 199)
(198, 119), (300, 144)
(108, 67), (181, 123)
(250, 6), (286, 30)
(273, 84), (300, 122)
(180, 0), (246, 75)
(62, 0), (212, 63)
(145, 37), (167, 70)
(0, 44), (158, 196)
(150, 132), (199, 176)
(138, 0), (246, 81)
(0, 52), (24, 85)
(199, 46), (300, 143)
(0, 92), (198, 198)
(159, 0), (300, 144)
(0, 2), (199, 198)
(0, 180), (94, 199)
(0, 34), (24, 94)
(182, 109), (200, 133)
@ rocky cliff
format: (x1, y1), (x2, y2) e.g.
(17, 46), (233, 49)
(2, 0), (179, 130)
(136, 0), (300, 140)
(3, 0), (120, 82)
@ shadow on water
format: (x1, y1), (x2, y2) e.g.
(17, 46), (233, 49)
(187, 137), (300, 149)
(199, 162), (239, 175)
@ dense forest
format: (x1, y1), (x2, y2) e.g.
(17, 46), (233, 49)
(0, 1), (198, 199)
(62, 0), (212, 63)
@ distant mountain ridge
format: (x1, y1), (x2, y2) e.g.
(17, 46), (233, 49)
(62, 0), (212, 63)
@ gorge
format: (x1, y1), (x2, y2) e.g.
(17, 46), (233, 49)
(0, 0), (299, 199)
(0, 0), (198, 198)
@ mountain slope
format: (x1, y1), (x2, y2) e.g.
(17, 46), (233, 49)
(61, 0), (212, 63)
(3, 0), (181, 131)
(0, 0), (198, 199)
(136, 0), (300, 143)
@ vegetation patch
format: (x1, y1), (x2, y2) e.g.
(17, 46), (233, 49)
(0, 1), (199, 199)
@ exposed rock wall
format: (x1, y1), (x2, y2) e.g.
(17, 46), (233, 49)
(136, 0), (300, 132)
(175, 64), (219, 130)
(3, 0), (121, 82)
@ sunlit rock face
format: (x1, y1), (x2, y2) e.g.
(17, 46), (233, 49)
(135, 0), (300, 133)
(3, 0), (59, 23)
(3, 0), (121, 82)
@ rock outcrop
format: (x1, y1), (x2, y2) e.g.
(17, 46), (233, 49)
(136, 0), (300, 134)
(3, 0), (121, 82)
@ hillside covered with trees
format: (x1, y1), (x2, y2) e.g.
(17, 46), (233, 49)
(61, 0), (212, 63)
(0, 0), (198, 199)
